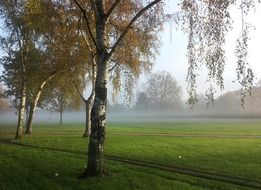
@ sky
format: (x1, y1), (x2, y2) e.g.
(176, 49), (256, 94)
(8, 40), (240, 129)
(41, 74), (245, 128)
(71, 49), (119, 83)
(0, 1), (261, 102)
(137, 1), (261, 100)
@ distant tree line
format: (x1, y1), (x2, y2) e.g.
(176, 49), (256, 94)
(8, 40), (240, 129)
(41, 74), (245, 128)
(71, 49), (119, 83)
(108, 78), (261, 118)
(193, 81), (261, 117)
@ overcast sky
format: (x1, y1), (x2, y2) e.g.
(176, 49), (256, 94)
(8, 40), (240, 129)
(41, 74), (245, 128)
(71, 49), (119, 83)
(137, 1), (261, 99)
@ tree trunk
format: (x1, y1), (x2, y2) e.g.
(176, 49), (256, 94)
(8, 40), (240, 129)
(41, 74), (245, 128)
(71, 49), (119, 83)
(82, 102), (91, 137)
(60, 110), (63, 125)
(25, 76), (55, 134)
(25, 90), (42, 134)
(15, 34), (27, 139)
(25, 97), (29, 127)
(82, 0), (109, 177)
(15, 80), (26, 139)
(25, 102), (34, 134)
(83, 92), (95, 137)
(84, 59), (108, 177)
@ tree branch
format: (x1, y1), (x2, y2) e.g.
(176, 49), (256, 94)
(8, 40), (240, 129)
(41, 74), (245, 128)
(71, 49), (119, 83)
(107, 0), (161, 59)
(72, 79), (87, 102)
(73, 0), (97, 49)
(80, 29), (95, 56)
(109, 60), (119, 72)
(104, 0), (122, 23)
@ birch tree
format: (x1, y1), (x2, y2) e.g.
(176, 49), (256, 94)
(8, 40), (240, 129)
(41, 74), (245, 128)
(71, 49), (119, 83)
(0, 0), (32, 139)
(70, 0), (164, 177)
(0, 0), (89, 134)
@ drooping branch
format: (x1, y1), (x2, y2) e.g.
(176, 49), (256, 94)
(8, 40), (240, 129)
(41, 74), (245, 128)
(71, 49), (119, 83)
(180, 0), (234, 106)
(107, 0), (162, 60)
(235, 0), (255, 105)
(72, 0), (97, 49)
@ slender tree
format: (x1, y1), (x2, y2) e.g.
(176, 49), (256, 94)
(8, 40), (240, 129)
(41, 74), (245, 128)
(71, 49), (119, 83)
(40, 81), (81, 125)
(71, 0), (164, 177)
(0, 0), (34, 139)
(72, 62), (96, 137)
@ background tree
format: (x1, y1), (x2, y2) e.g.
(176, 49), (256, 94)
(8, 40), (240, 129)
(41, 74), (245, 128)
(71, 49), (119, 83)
(0, 85), (10, 112)
(73, 64), (96, 137)
(135, 92), (150, 110)
(40, 82), (81, 125)
(140, 71), (182, 110)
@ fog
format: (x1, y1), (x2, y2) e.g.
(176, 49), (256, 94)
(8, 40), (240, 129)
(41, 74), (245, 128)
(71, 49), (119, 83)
(1, 86), (261, 125)
(0, 110), (85, 124)
(1, 108), (261, 126)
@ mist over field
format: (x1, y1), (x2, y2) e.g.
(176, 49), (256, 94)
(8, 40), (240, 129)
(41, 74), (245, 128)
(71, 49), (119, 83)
(1, 107), (261, 125)
(1, 81), (261, 125)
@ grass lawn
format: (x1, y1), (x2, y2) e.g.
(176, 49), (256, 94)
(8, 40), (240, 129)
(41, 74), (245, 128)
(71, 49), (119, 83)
(0, 121), (261, 190)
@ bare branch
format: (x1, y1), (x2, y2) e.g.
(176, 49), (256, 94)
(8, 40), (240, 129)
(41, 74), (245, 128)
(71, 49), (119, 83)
(72, 79), (86, 102)
(72, 0), (97, 49)
(109, 61), (118, 72)
(80, 29), (95, 56)
(107, 0), (161, 59)
(104, 0), (122, 23)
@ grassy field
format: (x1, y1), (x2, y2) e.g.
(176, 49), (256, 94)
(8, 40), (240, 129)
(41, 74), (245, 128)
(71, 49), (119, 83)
(0, 121), (261, 190)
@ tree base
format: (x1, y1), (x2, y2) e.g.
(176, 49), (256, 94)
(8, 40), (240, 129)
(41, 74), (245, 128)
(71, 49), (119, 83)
(25, 130), (32, 135)
(15, 134), (23, 139)
(82, 133), (89, 138)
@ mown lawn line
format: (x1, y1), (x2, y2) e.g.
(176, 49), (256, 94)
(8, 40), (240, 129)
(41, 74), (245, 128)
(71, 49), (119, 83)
(0, 140), (260, 189)
(105, 155), (261, 189)
(107, 132), (261, 138)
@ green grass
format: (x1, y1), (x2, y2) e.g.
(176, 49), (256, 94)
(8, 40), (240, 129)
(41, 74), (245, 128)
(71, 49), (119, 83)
(1, 143), (211, 190)
(0, 121), (261, 189)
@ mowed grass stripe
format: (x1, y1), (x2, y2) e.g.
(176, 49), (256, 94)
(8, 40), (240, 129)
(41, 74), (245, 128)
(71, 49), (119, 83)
(14, 131), (261, 138)
(1, 140), (260, 189)
(105, 155), (261, 189)
(107, 132), (261, 138)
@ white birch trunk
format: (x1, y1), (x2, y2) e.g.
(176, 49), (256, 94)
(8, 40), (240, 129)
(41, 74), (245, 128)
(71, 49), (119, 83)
(85, 0), (108, 176)
(15, 76), (26, 139)
(25, 74), (56, 134)
(25, 89), (42, 134)
(86, 58), (108, 176)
